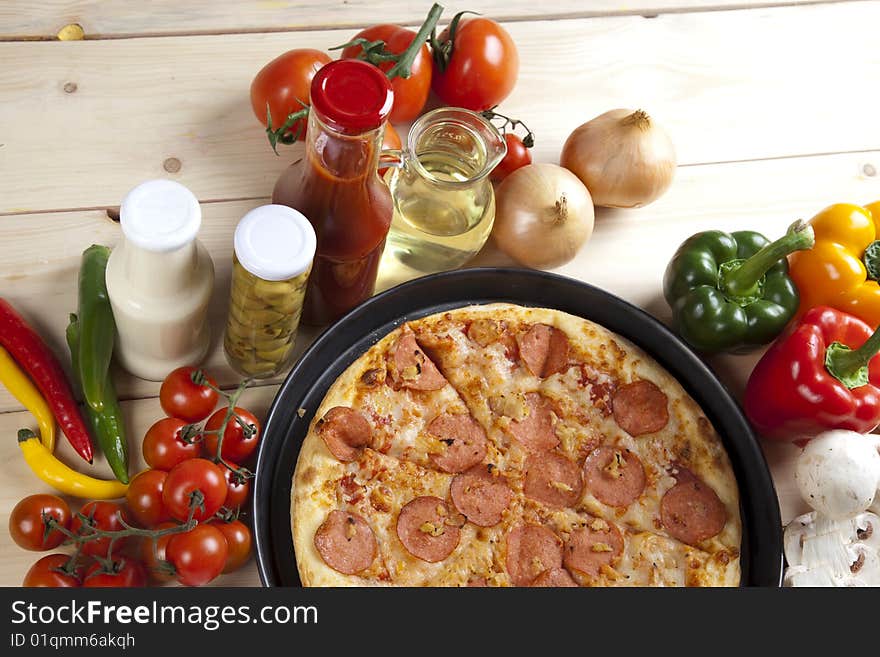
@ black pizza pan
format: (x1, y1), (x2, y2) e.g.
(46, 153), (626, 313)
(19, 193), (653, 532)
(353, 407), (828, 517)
(252, 268), (783, 587)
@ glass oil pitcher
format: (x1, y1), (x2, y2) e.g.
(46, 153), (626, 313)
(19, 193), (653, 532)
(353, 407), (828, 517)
(378, 108), (506, 287)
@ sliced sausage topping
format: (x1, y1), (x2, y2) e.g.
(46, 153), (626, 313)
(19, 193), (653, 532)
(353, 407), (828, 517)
(505, 524), (564, 586)
(660, 478), (726, 545)
(390, 331), (447, 391)
(316, 406), (372, 462)
(517, 324), (570, 378)
(611, 379), (669, 436)
(508, 392), (559, 452)
(450, 464), (513, 527)
(530, 567), (578, 587)
(563, 518), (624, 578)
(583, 445), (646, 508)
(396, 496), (460, 562)
(313, 510), (377, 575)
(426, 414), (487, 474)
(523, 452), (583, 508)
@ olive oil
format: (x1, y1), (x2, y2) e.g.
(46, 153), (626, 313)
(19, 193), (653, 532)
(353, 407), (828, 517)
(376, 108), (505, 290)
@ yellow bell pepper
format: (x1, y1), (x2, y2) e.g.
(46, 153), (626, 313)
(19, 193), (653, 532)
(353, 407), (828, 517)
(17, 429), (127, 499)
(789, 201), (880, 325)
(0, 345), (55, 451)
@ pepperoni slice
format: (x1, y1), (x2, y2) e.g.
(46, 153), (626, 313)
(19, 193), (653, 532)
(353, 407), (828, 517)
(563, 518), (624, 578)
(313, 510), (377, 575)
(517, 324), (570, 378)
(427, 414), (487, 473)
(316, 406), (372, 462)
(505, 524), (564, 586)
(523, 452), (583, 508)
(530, 567), (578, 587)
(582, 446), (646, 508)
(611, 380), (669, 436)
(450, 465), (513, 527)
(390, 331), (447, 391)
(396, 496), (461, 563)
(660, 478), (727, 544)
(508, 393), (559, 452)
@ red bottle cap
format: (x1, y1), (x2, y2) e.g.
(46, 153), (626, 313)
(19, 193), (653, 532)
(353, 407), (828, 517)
(309, 59), (394, 135)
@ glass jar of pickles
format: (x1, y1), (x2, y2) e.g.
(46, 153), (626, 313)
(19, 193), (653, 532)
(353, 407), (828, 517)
(224, 205), (316, 378)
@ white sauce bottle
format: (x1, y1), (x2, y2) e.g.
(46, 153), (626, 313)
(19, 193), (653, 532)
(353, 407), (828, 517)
(106, 180), (215, 381)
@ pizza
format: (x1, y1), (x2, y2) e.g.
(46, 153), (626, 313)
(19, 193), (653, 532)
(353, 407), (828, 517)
(291, 303), (741, 586)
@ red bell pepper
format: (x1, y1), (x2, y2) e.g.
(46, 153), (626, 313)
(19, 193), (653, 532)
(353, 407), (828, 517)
(0, 299), (93, 462)
(744, 306), (880, 441)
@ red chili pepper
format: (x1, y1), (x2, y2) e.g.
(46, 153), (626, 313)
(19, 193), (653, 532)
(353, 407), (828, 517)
(0, 299), (93, 462)
(744, 306), (880, 442)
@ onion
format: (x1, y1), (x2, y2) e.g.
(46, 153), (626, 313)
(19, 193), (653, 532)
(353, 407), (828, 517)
(560, 108), (676, 208)
(492, 163), (594, 269)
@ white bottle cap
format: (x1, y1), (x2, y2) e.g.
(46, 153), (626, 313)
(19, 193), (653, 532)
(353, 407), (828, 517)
(119, 179), (202, 253)
(234, 205), (317, 281)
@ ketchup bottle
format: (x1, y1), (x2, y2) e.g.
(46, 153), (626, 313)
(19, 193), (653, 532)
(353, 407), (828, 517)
(272, 59), (394, 325)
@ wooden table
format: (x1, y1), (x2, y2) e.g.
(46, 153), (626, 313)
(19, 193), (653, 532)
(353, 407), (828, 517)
(1, 0), (878, 587)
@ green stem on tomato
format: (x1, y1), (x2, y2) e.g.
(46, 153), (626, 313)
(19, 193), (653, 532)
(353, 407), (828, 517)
(385, 3), (444, 80)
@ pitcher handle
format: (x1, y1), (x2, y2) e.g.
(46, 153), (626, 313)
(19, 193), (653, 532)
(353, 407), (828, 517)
(379, 149), (407, 171)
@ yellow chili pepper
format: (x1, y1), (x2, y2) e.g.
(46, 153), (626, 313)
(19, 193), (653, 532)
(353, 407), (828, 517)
(17, 429), (127, 499)
(0, 345), (55, 451)
(789, 201), (880, 324)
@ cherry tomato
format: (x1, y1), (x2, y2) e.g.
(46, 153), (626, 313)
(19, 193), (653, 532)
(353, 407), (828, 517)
(166, 524), (229, 586)
(223, 468), (251, 510)
(162, 458), (228, 522)
(202, 408), (261, 464)
(142, 417), (200, 470)
(23, 554), (81, 587)
(9, 494), (71, 551)
(140, 521), (179, 583)
(491, 134), (532, 181)
(250, 48), (332, 141)
(159, 366), (219, 423)
(341, 24), (431, 123)
(211, 520), (252, 573)
(126, 469), (171, 528)
(70, 501), (129, 557)
(83, 558), (147, 588)
(432, 17), (519, 112)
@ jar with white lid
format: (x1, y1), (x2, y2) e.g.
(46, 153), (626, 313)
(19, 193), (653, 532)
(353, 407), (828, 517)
(224, 204), (316, 378)
(105, 180), (215, 381)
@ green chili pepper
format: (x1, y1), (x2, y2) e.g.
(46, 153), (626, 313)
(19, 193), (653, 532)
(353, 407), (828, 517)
(77, 245), (116, 413)
(66, 313), (128, 484)
(662, 220), (815, 354)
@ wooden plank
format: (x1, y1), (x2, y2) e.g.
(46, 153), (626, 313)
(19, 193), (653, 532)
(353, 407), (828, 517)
(0, 0), (838, 40)
(2, 3), (879, 214)
(1, 149), (878, 415)
(0, 386), (278, 587)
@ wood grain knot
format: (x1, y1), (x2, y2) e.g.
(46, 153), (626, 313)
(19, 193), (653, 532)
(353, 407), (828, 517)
(864, 163), (876, 177)
(57, 23), (84, 41)
(163, 157), (182, 173)
(63, 82), (78, 94)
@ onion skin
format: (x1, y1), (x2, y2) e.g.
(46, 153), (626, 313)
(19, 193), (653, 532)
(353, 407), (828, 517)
(493, 163), (595, 269)
(560, 108), (676, 209)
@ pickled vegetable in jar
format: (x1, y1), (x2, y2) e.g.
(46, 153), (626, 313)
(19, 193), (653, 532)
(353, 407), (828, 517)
(224, 205), (316, 378)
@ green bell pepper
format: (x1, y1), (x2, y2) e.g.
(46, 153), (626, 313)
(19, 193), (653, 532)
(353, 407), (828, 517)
(663, 220), (815, 353)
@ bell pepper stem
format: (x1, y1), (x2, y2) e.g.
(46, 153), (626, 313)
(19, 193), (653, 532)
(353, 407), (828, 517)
(826, 324), (880, 389)
(720, 220), (815, 299)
